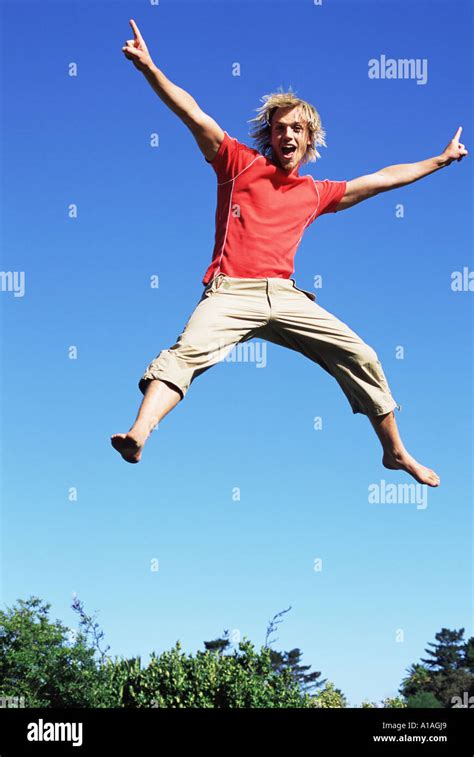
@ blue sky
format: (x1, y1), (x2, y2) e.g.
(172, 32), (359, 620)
(0, 0), (472, 706)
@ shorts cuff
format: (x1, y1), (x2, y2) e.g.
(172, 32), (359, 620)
(138, 372), (185, 400)
(353, 399), (401, 417)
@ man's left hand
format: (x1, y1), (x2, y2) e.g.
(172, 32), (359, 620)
(441, 126), (469, 165)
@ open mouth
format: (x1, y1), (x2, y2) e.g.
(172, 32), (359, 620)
(281, 145), (297, 159)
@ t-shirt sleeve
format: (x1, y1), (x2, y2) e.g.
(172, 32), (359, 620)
(313, 178), (347, 216)
(205, 131), (258, 182)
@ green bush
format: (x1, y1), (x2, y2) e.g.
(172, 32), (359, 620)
(103, 639), (313, 708)
(309, 681), (347, 708)
(0, 597), (314, 708)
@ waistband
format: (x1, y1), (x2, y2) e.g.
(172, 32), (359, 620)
(206, 273), (296, 288)
(203, 273), (317, 301)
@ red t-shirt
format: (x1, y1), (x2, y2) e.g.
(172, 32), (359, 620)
(202, 131), (346, 285)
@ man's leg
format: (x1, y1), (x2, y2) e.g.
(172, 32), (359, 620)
(111, 274), (270, 463)
(368, 409), (440, 486)
(111, 379), (182, 464)
(261, 280), (440, 486)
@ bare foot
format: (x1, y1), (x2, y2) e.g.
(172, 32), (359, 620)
(382, 450), (440, 487)
(110, 431), (145, 463)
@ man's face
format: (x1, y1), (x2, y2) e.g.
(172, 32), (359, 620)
(270, 106), (311, 171)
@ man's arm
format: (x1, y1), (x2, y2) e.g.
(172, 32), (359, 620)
(122, 19), (225, 162)
(333, 127), (468, 212)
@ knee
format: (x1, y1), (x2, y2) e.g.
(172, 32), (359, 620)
(352, 343), (380, 366)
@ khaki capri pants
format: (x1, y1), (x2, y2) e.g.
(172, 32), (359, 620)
(138, 274), (401, 417)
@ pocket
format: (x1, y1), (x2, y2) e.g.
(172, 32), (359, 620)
(203, 273), (225, 297)
(292, 280), (316, 301)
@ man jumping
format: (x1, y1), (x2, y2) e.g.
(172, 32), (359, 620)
(112, 19), (468, 485)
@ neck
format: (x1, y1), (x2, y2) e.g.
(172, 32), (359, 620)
(272, 155), (299, 176)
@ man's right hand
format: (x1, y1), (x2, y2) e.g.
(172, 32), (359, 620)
(121, 19), (224, 162)
(122, 19), (153, 72)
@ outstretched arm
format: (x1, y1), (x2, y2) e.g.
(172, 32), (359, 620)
(122, 19), (224, 162)
(334, 127), (469, 211)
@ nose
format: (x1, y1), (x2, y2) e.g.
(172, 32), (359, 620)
(281, 127), (296, 141)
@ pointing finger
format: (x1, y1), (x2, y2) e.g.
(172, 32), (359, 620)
(129, 18), (144, 43)
(454, 126), (463, 142)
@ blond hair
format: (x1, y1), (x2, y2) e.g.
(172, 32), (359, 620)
(247, 86), (327, 165)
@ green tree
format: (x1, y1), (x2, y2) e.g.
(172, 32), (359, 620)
(406, 692), (443, 708)
(202, 629), (232, 656)
(420, 628), (473, 707)
(400, 628), (474, 708)
(0, 596), (107, 707)
(465, 636), (474, 697)
(400, 663), (432, 699)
